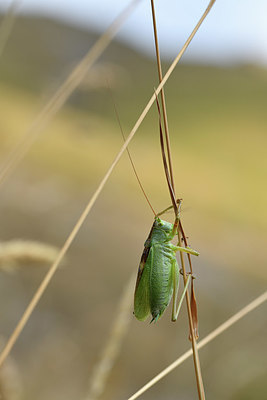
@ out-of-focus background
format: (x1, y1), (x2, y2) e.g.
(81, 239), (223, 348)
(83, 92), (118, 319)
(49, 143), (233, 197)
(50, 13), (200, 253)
(0, 1), (266, 399)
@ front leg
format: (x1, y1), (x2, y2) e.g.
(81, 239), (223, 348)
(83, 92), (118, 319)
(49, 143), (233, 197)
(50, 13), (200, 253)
(169, 243), (199, 257)
(174, 245), (199, 257)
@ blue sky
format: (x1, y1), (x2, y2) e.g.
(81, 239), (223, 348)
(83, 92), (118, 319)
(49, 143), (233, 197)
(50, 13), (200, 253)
(0, 0), (267, 65)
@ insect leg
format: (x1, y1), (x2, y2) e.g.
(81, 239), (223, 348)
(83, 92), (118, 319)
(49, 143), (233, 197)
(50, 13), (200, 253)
(169, 242), (199, 257)
(156, 198), (182, 218)
(134, 246), (154, 322)
(172, 267), (192, 322)
(171, 258), (180, 321)
(174, 245), (199, 257)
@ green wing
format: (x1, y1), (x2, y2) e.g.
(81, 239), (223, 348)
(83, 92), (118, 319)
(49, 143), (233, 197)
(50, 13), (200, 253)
(134, 246), (153, 321)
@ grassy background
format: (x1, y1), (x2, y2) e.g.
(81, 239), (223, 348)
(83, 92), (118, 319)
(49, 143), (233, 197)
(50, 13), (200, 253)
(0, 14), (266, 400)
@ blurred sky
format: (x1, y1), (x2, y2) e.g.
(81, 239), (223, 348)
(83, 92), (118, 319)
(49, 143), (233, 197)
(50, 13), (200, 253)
(0, 0), (267, 65)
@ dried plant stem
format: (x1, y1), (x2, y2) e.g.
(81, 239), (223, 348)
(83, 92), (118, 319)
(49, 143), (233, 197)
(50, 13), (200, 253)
(0, 240), (61, 270)
(0, 0), (141, 187)
(0, 337), (22, 400)
(0, 0), (20, 59)
(84, 274), (135, 400)
(178, 230), (205, 399)
(151, 1), (206, 398)
(150, 0), (175, 191)
(0, 0), (216, 369)
(127, 290), (267, 400)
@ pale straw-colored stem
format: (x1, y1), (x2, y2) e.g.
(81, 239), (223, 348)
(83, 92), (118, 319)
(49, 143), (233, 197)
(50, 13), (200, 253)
(150, 2), (206, 398)
(0, 0), (20, 59)
(0, 0), (216, 368)
(150, 0), (175, 191)
(178, 230), (205, 400)
(0, 240), (61, 269)
(84, 274), (135, 400)
(127, 290), (267, 400)
(0, 0), (142, 187)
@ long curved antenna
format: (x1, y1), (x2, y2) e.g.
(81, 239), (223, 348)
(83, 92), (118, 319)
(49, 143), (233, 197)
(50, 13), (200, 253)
(108, 86), (156, 216)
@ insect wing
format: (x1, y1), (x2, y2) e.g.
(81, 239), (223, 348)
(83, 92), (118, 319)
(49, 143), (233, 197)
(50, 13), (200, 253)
(134, 246), (152, 321)
(134, 220), (155, 287)
(134, 221), (156, 321)
(135, 246), (150, 289)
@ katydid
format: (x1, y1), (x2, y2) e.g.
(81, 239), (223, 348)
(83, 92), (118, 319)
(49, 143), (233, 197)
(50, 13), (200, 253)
(110, 88), (199, 327)
(134, 204), (199, 323)
(133, 94), (199, 324)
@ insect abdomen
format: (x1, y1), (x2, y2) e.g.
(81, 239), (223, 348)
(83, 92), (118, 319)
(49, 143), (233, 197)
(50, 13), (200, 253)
(150, 243), (176, 321)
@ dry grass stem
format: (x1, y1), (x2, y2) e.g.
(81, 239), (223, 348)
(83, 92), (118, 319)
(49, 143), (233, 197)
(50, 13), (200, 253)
(150, 0), (174, 190)
(84, 274), (135, 400)
(0, 0), (20, 59)
(178, 230), (205, 399)
(127, 290), (267, 400)
(151, 2), (206, 398)
(0, 337), (22, 400)
(0, 240), (61, 271)
(0, 359), (22, 400)
(0, 0), (142, 187)
(0, 0), (216, 369)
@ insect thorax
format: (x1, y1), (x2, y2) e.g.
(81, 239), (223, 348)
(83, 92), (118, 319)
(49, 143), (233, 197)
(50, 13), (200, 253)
(150, 218), (173, 243)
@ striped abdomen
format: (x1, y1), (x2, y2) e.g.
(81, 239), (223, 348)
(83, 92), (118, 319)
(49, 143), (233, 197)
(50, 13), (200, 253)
(150, 242), (178, 321)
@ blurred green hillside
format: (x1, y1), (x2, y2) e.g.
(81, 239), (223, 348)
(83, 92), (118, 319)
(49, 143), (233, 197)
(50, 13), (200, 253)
(0, 13), (266, 400)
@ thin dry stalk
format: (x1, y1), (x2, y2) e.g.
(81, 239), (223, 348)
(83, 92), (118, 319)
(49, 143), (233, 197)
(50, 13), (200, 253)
(0, 240), (60, 271)
(0, 0), (142, 187)
(0, 337), (22, 400)
(150, 2), (205, 398)
(150, 0), (174, 190)
(157, 94), (205, 398)
(178, 230), (205, 399)
(0, 0), (216, 369)
(84, 274), (135, 400)
(127, 290), (267, 400)
(0, 0), (20, 59)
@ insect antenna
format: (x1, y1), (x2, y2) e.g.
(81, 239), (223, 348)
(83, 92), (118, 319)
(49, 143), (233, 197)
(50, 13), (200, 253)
(108, 85), (156, 216)
(156, 199), (182, 217)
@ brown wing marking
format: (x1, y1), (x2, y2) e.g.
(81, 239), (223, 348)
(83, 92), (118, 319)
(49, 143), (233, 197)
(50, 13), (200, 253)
(135, 246), (150, 291)
(134, 220), (156, 291)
